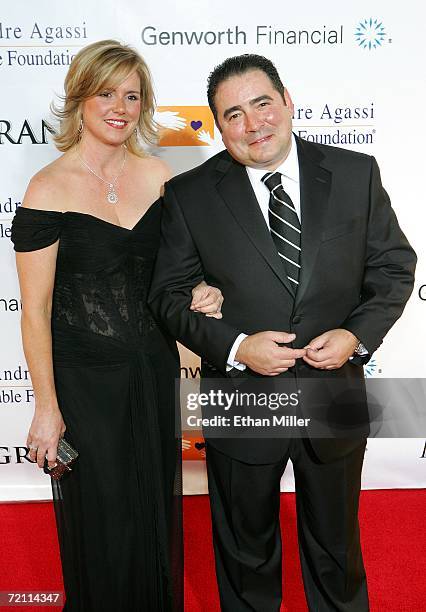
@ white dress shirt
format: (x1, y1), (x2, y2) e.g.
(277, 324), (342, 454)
(226, 135), (301, 371)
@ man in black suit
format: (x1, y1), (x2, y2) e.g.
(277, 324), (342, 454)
(149, 55), (416, 611)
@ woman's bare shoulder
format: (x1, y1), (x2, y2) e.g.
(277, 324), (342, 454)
(131, 154), (172, 183)
(22, 155), (72, 212)
(126, 153), (172, 201)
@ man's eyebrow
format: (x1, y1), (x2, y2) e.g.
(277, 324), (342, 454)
(223, 105), (242, 120)
(250, 94), (273, 105)
(222, 95), (274, 120)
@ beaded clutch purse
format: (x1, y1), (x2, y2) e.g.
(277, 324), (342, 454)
(48, 438), (79, 481)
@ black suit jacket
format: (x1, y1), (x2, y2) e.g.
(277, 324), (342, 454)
(149, 136), (416, 463)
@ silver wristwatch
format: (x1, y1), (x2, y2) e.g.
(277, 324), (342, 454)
(354, 340), (368, 356)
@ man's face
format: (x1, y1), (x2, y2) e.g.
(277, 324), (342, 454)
(215, 69), (293, 170)
(214, 69), (294, 170)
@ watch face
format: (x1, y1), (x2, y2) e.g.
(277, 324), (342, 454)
(355, 342), (368, 356)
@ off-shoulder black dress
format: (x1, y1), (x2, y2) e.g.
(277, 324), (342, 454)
(11, 204), (182, 612)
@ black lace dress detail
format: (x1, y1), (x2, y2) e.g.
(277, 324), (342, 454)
(11, 204), (182, 612)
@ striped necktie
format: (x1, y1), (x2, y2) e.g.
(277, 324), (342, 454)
(261, 171), (301, 294)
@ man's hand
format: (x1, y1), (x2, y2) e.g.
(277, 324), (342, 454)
(236, 331), (306, 376)
(303, 329), (358, 370)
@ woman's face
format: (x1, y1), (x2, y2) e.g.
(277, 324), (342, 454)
(81, 71), (141, 147)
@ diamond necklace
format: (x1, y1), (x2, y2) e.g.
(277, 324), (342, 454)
(77, 147), (127, 205)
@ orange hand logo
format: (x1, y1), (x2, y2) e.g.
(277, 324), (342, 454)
(156, 106), (215, 147)
(182, 435), (206, 460)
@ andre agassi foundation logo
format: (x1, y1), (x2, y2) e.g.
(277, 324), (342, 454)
(156, 106), (215, 146)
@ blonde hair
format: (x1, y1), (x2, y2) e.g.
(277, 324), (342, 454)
(52, 39), (157, 155)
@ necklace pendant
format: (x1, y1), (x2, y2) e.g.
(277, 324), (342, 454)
(78, 148), (126, 205)
(107, 192), (118, 204)
(107, 183), (118, 205)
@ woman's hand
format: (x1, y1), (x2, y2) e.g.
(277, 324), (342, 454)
(190, 281), (224, 319)
(27, 403), (66, 470)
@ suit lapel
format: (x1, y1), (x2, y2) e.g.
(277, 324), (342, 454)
(295, 137), (332, 308)
(214, 138), (332, 304)
(215, 154), (295, 296)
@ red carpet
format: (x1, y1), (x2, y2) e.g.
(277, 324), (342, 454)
(0, 490), (425, 611)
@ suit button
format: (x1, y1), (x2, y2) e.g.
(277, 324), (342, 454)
(292, 315), (302, 324)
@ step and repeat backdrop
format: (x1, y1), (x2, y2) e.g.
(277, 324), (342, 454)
(0, 0), (425, 499)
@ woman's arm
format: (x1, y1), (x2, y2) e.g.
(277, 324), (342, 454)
(15, 175), (66, 470)
(16, 241), (66, 470)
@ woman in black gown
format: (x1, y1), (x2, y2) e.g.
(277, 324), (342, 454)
(11, 40), (222, 611)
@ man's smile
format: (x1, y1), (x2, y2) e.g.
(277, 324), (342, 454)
(248, 134), (274, 146)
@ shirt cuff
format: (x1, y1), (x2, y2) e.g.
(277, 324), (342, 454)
(226, 333), (248, 372)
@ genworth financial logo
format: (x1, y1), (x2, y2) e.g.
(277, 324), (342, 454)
(355, 18), (387, 50)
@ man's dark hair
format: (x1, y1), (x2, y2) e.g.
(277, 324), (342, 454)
(207, 54), (285, 123)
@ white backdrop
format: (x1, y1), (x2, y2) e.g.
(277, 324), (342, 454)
(0, 0), (425, 500)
